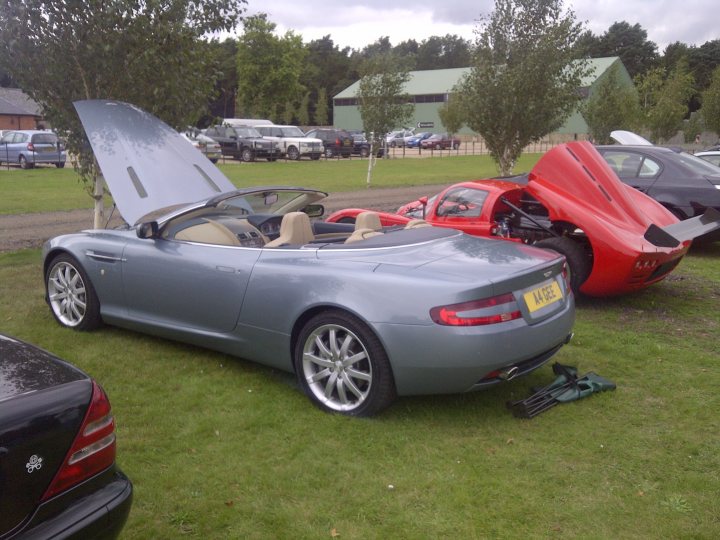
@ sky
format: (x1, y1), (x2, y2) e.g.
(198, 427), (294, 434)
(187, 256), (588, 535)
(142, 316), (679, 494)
(242, 0), (718, 53)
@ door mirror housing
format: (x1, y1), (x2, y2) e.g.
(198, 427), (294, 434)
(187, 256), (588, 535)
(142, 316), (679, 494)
(137, 221), (159, 239)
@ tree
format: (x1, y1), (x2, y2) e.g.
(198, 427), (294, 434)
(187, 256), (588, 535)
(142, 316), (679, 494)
(438, 90), (466, 135)
(315, 87), (329, 126)
(356, 53), (413, 185)
(235, 14), (306, 120)
(636, 60), (695, 142)
(461, 0), (589, 175)
(702, 67), (720, 136)
(597, 22), (658, 79)
(297, 93), (310, 126)
(0, 0), (245, 228)
(416, 35), (472, 70)
(357, 53), (413, 146)
(583, 64), (641, 143)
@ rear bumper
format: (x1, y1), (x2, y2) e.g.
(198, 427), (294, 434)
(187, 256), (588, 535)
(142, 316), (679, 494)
(22, 152), (67, 164)
(374, 297), (575, 396)
(10, 468), (132, 540)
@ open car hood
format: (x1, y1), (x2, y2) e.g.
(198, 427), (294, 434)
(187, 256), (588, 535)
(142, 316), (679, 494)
(528, 141), (720, 247)
(610, 130), (653, 146)
(74, 100), (236, 225)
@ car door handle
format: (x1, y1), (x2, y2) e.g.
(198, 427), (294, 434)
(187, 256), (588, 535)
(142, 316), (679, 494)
(216, 265), (237, 273)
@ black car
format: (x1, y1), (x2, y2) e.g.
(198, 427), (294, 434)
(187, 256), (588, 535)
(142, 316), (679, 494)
(0, 334), (132, 538)
(204, 125), (281, 162)
(305, 128), (354, 158)
(597, 144), (720, 241)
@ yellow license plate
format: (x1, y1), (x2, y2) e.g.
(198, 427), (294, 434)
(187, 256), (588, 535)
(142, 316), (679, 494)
(524, 280), (563, 313)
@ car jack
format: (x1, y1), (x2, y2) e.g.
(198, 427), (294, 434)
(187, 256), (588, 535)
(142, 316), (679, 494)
(506, 363), (615, 418)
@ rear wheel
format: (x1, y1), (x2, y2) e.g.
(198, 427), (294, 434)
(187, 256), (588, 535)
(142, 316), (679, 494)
(453, 142), (460, 150)
(19, 155), (33, 169)
(534, 236), (591, 296)
(294, 310), (396, 416)
(360, 147), (370, 158)
(325, 147), (334, 158)
(46, 254), (102, 331)
(56, 162), (65, 168)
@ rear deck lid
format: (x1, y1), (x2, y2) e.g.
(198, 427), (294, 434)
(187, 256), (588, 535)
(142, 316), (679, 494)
(74, 100), (236, 225)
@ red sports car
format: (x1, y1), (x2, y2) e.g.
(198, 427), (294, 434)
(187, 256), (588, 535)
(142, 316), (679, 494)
(327, 142), (720, 296)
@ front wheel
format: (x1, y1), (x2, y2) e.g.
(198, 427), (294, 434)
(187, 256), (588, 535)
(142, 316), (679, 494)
(287, 146), (300, 160)
(294, 310), (396, 416)
(360, 147), (370, 158)
(46, 254), (102, 330)
(324, 148), (334, 159)
(240, 147), (254, 162)
(56, 162), (65, 168)
(534, 236), (591, 296)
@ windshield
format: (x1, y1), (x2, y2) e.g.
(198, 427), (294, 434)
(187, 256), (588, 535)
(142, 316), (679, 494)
(218, 189), (326, 215)
(31, 133), (58, 144)
(234, 127), (262, 138)
(280, 126), (305, 137)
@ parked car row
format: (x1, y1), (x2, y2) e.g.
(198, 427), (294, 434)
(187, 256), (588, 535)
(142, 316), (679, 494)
(0, 130), (67, 169)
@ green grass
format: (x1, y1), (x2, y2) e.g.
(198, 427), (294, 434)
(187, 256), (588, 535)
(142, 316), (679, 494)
(2, 156), (719, 537)
(1, 244), (718, 538)
(0, 154), (542, 214)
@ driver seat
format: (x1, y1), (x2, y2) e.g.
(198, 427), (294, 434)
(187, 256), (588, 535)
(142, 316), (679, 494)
(265, 212), (315, 247)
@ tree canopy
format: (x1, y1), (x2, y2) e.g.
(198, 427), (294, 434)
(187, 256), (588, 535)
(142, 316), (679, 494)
(235, 14), (306, 122)
(461, 0), (589, 175)
(636, 61), (695, 143)
(701, 67), (720, 137)
(583, 64), (640, 144)
(0, 0), (245, 225)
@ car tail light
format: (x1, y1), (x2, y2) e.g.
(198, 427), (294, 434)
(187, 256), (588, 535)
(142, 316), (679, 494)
(42, 381), (116, 501)
(561, 262), (572, 292)
(430, 293), (521, 326)
(27, 143), (35, 151)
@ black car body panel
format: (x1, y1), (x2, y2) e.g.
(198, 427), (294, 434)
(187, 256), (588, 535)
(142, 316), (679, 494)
(0, 335), (132, 539)
(597, 145), (720, 241)
(305, 128), (353, 158)
(205, 125), (280, 161)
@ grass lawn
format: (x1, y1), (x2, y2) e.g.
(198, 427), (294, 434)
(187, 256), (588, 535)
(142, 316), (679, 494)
(1, 155), (719, 537)
(0, 153), (542, 215)
(1, 243), (718, 538)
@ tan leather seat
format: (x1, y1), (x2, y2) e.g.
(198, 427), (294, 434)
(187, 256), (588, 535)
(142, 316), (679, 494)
(175, 219), (241, 246)
(345, 228), (384, 244)
(265, 212), (315, 247)
(404, 219), (431, 229)
(355, 211), (382, 232)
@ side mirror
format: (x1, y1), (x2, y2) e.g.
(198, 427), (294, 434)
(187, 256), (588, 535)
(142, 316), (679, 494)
(304, 204), (325, 218)
(137, 221), (159, 239)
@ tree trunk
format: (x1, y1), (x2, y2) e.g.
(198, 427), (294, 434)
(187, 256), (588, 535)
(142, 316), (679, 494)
(92, 173), (105, 229)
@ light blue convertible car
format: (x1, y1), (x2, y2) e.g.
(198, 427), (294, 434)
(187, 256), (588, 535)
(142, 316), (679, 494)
(43, 100), (575, 416)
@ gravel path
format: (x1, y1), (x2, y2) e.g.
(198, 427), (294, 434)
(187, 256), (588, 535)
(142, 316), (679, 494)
(0, 184), (445, 253)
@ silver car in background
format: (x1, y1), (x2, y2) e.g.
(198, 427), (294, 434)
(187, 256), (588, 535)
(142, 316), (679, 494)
(43, 100), (575, 416)
(0, 130), (67, 169)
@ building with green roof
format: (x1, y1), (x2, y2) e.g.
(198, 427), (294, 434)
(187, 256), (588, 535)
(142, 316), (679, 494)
(332, 57), (633, 138)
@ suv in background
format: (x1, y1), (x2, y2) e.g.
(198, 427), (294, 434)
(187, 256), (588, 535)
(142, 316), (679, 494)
(204, 125), (281, 162)
(255, 125), (323, 160)
(0, 130), (67, 169)
(305, 128), (354, 158)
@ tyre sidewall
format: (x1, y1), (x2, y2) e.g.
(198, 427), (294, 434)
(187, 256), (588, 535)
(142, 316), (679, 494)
(293, 310), (395, 417)
(46, 253), (103, 331)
